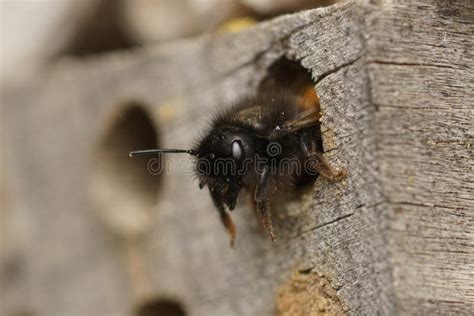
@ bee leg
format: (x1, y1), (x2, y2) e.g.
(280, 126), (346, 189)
(210, 189), (236, 247)
(310, 151), (347, 181)
(256, 200), (276, 241)
(301, 132), (346, 181)
(254, 166), (276, 241)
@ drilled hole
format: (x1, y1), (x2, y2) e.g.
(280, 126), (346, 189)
(253, 56), (325, 239)
(258, 56), (319, 104)
(91, 103), (159, 236)
(134, 299), (186, 316)
(5, 309), (35, 316)
(60, 0), (137, 57)
(260, 55), (322, 148)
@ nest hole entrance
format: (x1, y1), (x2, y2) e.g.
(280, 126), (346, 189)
(135, 299), (187, 316)
(91, 103), (160, 236)
(60, 0), (138, 58)
(258, 56), (320, 113)
(258, 56), (322, 188)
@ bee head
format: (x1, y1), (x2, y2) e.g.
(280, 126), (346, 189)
(194, 126), (263, 210)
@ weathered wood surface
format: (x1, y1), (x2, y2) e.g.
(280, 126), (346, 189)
(1, 1), (472, 315)
(367, 0), (474, 314)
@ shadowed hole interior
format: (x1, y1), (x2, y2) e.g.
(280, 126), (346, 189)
(91, 103), (160, 235)
(258, 56), (322, 187)
(60, 0), (137, 57)
(134, 299), (187, 316)
(258, 56), (320, 105)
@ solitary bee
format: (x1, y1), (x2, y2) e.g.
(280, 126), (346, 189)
(130, 90), (345, 246)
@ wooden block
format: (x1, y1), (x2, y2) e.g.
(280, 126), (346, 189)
(1, 1), (472, 315)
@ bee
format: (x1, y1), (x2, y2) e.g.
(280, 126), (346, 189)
(130, 89), (345, 246)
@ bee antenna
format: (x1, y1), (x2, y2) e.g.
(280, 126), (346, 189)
(129, 149), (198, 157)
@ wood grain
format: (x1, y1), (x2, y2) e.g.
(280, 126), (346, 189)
(1, 1), (472, 315)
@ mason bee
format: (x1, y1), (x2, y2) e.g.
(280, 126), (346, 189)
(130, 89), (345, 246)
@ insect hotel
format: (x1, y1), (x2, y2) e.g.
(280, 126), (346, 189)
(1, 0), (472, 315)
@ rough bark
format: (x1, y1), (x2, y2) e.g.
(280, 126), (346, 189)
(1, 1), (472, 315)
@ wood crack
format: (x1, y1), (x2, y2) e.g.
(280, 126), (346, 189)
(392, 201), (472, 211)
(290, 213), (355, 240)
(367, 59), (460, 70)
(314, 55), (364, 85)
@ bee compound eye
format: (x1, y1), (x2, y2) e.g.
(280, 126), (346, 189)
(231, 140), (244, 160)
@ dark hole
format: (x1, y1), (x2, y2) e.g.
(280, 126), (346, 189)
(6, 309), (35, 316)
(60, 0), (137, 57)
(91, 103), (160, 235)
(258, 56), (322, 187)
(0, 254), (25, 285)
(135, 299), (186, 316)
(258, 56), (317, 97)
